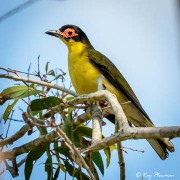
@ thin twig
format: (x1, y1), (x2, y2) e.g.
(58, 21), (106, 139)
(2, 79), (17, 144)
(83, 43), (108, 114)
(5, 110), (15, 138)
(115, 121), (125, 180)
(117, 142), (125, 180)
(122, 146), (144, 153)
(56, 127), (95, 179)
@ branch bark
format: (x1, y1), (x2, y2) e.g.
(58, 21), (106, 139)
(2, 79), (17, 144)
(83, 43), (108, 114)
(92, 104), (102, 143)
(82, 126), (180, 153)
(0, 130), (57, 160)
(68, 90), (130, 131)
(0, 124), (30, 147)
(0, 74), (77, 97)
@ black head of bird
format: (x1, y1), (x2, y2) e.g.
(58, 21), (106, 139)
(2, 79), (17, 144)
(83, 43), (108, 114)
(45, 24), (93, 49)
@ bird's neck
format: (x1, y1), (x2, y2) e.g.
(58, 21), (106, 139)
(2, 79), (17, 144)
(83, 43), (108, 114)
(66, 39), (94, 55)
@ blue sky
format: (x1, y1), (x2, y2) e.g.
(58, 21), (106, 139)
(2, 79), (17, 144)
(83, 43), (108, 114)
(0, 0), (180, 179)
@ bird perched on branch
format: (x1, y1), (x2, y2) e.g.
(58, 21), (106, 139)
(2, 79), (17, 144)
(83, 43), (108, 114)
(46, 24), (174, 160)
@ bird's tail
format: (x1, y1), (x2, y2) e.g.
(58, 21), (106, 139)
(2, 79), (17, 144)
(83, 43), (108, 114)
(147, 138), (174, 160)
(105, 114), (175, 160)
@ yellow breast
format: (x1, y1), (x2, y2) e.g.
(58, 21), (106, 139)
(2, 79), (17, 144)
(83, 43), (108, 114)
(68, 51), (101, 94)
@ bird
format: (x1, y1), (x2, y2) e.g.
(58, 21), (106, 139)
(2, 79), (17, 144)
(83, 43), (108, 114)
(46, 24), (174, 160)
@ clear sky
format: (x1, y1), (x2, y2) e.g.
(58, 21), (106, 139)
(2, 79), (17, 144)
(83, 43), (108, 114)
(0, 0), (180, 180)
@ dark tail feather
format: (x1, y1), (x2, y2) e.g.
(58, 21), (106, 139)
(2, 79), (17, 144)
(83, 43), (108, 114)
(105, 114), (115, 124)
(105, 114), (174, 160)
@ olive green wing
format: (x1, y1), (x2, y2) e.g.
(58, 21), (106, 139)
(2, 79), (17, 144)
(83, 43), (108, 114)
(88, 49), (151, 121)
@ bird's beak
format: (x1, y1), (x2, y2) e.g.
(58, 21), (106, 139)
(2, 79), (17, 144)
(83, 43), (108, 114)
(45, 30), (64, 38)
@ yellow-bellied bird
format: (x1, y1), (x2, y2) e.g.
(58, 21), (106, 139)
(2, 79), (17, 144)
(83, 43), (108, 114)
(46, 24), (174, 159)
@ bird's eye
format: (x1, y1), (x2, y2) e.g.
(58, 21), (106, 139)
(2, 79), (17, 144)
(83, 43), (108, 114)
(68, 31), (72, 36)
(63, 28), (78, 38)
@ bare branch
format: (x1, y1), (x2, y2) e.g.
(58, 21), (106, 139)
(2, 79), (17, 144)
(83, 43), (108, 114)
(92, 104), (102, 143)
(0, 74), (77, 97)
(73, 108), (91, 126)
(115, 121), (125, 180)
(0, 130), (57, 160)
(82, 126), (180, 153)
(0, 125), (30, 147)
(68, 90), (130, 130)
(117, 142), (125, 180)
(91, 75), (104, 143)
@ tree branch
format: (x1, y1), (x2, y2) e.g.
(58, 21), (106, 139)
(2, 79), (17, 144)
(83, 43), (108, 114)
(0, 74), (77, 97)
(117, 142), (125, 180)
(68, 90), (130, 131)
(82, 126), (180, 153)
(0, 124), (30, 147)
(0, 130), (57, 160)
(92, 104), (102, 143)
(91, 75), (104, 144)
(115, 121), (125, 180)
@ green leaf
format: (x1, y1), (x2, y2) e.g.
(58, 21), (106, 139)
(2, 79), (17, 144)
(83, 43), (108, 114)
(73, 130), (80, 147)
(64, 161), (90, 180)
(103, 145), (116, 168)
(1, 85), (28, 100)
(104, 147), (111, 168)
(54, 146), (71, 160)
(53, 166), (60, 179)
(45, 156), (53, 180)
(76, 125), (92, 138)
(63, 110), (80, 146)
(63, 96), (74, 103)
(53, 142), (60, 163)
(55, 74), (62, 79)
(3, 99), (18, 122)
(0, 85), (42, 105)
(53, 163), (66, 172)
(18, 89), (42, 99)
(92, 152), (104, 176)
(30, 96), (63, 111)
(25, 146), (46, 180)
(47, 70), (55, 76)
(31, 110), (42, 116)
(85, 155), (99, 180)
(45, 62), (50, 73)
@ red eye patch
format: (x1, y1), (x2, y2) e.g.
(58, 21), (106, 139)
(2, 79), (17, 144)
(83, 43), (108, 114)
(62, 28), (78, 38)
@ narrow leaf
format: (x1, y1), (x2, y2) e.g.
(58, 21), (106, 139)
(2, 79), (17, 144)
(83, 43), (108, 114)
(18, 89), (42, 99)
(76, 125), (92, 138)
(104, 147), (111, 168)
(64, 161), (90, 180)
(45, 62), (50, 73)
(47, 70), (55, 76)
(92, 152), (104, 176)
(24, 146), (46, 180)
(54, 146), (71, 160)
(30, 96), (63, 111)
(45, 156), (53, 180)
(3, 99), (18, 122)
